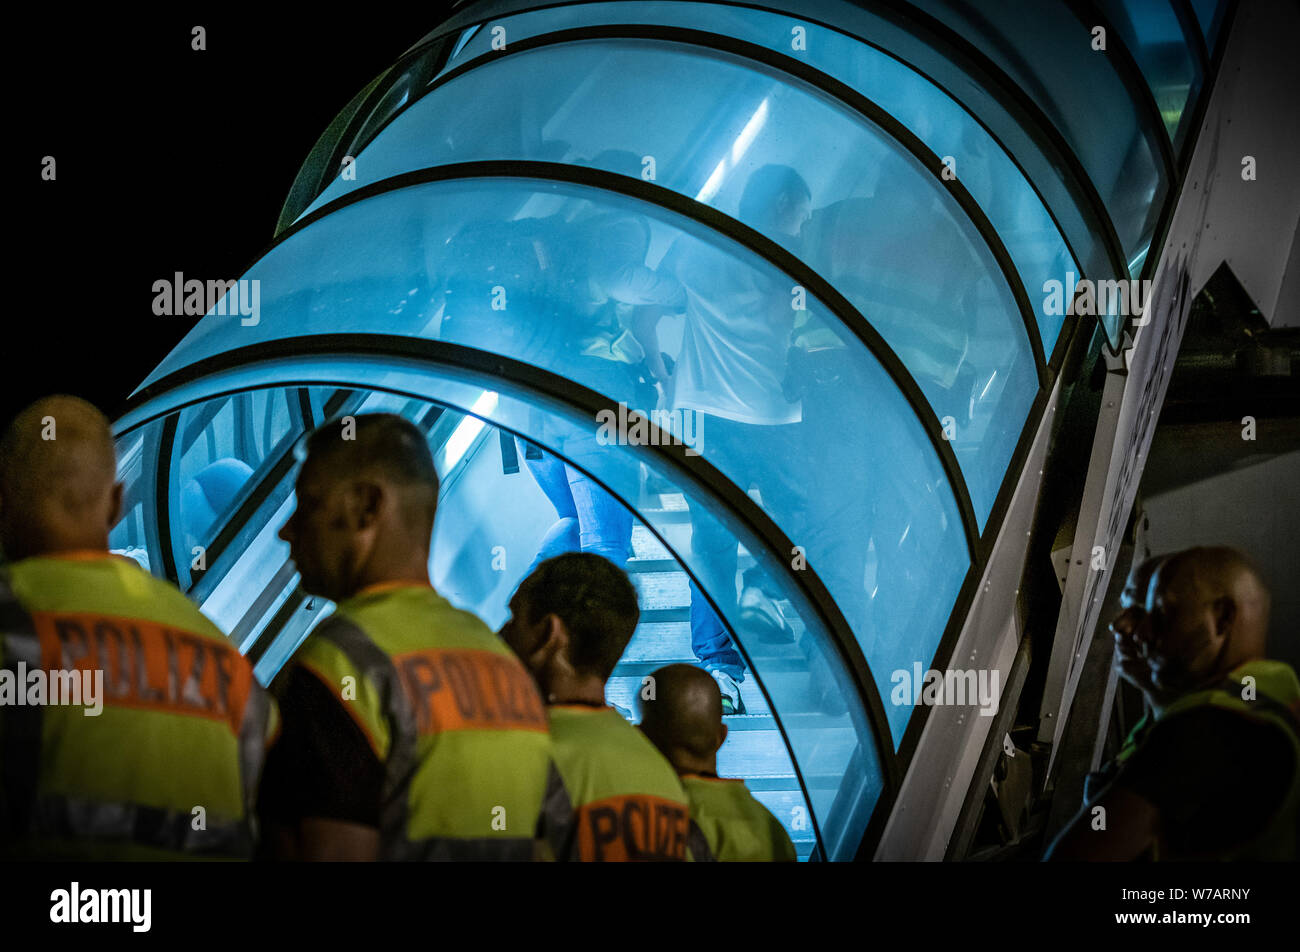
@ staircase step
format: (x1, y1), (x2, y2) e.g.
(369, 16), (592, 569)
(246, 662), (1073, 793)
(751, 788), (819, 848)
(720, 713), (775, 731)
(631, 522), (687, 561)
(716, 728), (796, 777)
(620, 621), (691, 664)
(625, 558), (678, 575)
(630, 572), (690, 611)
(636, 607), (689, 624)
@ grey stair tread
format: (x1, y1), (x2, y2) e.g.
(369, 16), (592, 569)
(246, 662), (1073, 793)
(631, 523), (689, 559)
(625, 558), (678, 575)
(630, 572), (690, 609)
(637, 607), (689, 624)
(734, 776), (805, 793)
(723, 711), (857, 733)
(603, 678), (649, 716)
(718, 713), (776, 730)
(717, 729), (803, 777)
(653, 492), (688, 511)
(620, 619), (807, 669)
(621, 621), (691, 660)
(749, 789), (818, 845)
(640, 506), (692, 525)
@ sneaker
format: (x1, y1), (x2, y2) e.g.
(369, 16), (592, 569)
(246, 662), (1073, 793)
(739, 586), (795, 643)
(710, 669), (745, 715)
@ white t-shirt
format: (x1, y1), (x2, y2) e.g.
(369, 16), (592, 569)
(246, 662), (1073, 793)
(658, 234), (801, 426)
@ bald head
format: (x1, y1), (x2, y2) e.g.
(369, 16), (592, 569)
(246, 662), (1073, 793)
(0, 395), (121, 560)
(1145, 546), (1271, 693)
(640, 664), (727, 775)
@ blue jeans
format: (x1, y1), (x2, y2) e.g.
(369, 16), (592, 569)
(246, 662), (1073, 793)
(689, 578), (746, 681)
(688, 415), (808, 682)
(521, 441), (632, 578)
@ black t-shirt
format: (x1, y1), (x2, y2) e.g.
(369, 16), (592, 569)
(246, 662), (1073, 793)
(256, 666), (385, 830)
(1117, 706), (1296, 858)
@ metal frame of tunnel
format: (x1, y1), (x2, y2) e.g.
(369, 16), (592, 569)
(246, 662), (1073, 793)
(119, 333), (905, 859)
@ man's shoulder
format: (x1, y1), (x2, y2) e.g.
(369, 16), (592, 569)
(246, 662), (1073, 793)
(289, 612), (375, 676)
(9, 554), (228, 643)
(1142, 702), (1296, 771)
(551, 709), (685, 799)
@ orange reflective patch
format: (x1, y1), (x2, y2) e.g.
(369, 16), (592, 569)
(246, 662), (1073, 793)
(32, 611), (253, 733)
(394, 647), (547, 736)
(576, 794), (689, 862)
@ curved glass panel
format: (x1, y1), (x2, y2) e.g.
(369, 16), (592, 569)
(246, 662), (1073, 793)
(903, 0), (1169, 276)
(1096, 0), (1202, 149)
(140, 177), (970, 745)
(108, 423), (162, 576)
(298, 42), (1037, 521)
(1190, 0), (1227, 54)
(169, 389), (298, 589)
(403, 0), (1076, 355)
(121, 364), (884, 857)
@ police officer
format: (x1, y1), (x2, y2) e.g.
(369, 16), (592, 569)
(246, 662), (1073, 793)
(0, 395), (273, 859)
(640, 663), (796, 861)
(259, 413), (552, 860)
(500, 553), (690, 861)
(1048, 546), (1299, 860)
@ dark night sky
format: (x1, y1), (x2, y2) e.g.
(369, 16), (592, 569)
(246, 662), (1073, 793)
(12, 8), (454, 429)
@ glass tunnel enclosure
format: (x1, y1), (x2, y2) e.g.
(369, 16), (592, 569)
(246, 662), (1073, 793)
(117, 0), (1221, 859)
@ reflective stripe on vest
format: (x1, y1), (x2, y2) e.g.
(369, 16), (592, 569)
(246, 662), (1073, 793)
(687, 819), (716, 862)
(298, 604), (550, 860)
(302, 614), (419, 850)
(1, 560), (265, 859)
(540, 761), (575, 861)
(31, 794), (253, 857)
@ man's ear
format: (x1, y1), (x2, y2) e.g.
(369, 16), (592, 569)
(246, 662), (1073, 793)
(107, 481), (124, 530)
(527, 613), (568, 674)
(343, 480), (384, 531)
(716, 721), (728, 754)
(1212, 596), (1237, 638)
